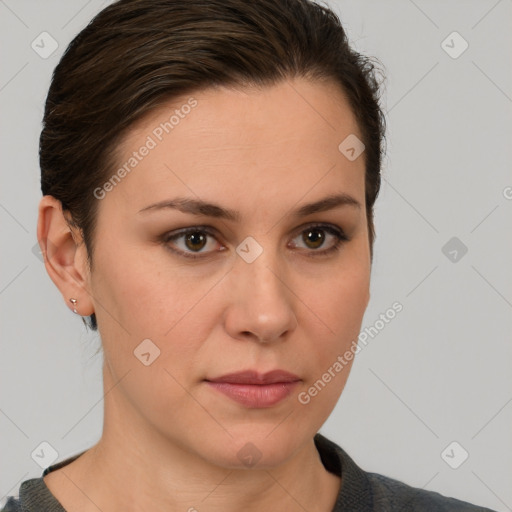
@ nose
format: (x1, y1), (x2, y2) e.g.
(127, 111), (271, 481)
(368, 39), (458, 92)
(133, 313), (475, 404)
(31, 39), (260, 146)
(223, 246), (298, 344)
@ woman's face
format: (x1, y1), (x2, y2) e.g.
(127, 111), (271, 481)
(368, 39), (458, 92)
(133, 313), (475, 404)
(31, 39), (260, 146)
(87, 78), (370, 468)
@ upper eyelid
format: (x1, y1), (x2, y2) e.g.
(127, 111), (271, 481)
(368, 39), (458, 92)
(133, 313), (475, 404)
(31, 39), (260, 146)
(166, 222), (345, 238)
(164, 222), (346, 248)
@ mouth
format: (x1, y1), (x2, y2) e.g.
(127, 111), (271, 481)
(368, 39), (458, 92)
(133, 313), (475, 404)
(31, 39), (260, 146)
(205, 370), (301, 408)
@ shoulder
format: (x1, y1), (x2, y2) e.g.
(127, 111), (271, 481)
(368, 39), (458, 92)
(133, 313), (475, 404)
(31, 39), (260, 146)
(367, 471), (496, 511)
(314, 433), (497, 512)
(1, 496), (21, 512)
(1, 478), (51, 512)
(1, 473), (68, 512)
(0, 496), (22, 512)
(1, 450), (87, 512)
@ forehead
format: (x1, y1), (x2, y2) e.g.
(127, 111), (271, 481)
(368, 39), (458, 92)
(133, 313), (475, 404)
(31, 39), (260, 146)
(102, 78), (365, 216)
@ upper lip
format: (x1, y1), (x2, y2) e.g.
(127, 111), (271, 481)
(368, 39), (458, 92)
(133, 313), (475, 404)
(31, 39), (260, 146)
(206, 370), (301, 385)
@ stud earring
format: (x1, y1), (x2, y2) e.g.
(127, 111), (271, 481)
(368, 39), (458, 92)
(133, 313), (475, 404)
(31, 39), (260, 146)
(69, 298), (78, 314)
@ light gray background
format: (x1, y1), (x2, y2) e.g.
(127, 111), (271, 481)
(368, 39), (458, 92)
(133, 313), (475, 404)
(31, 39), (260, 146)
(1, 0), (511, 510)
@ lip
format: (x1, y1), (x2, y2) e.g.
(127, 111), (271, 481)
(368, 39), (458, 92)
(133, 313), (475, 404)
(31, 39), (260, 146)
(206, 370), (301, 385)
(205, 370), (301, 408)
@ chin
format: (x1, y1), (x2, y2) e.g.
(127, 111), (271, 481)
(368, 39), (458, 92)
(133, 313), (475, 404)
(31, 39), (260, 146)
(202, 429), (308, 470)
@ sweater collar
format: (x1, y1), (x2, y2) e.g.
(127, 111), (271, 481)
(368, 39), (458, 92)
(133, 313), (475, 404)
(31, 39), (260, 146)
(314, 432), (374, 510)
(18, 434), (373, 511)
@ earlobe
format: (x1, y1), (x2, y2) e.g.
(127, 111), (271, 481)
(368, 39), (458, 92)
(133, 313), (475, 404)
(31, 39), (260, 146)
(36, 195), (95, 317)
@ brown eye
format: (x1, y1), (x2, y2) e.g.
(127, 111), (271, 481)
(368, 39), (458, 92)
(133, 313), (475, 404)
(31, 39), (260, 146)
(184, 232), (208, 252)
(162, 226), (222, 259)
(162, 223), (348, 261)
(302, 228), (325, 249)
(290, 223), (348, 257)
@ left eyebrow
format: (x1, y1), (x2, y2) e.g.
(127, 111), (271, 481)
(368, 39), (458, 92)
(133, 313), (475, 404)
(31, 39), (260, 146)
(293, 193), (361, 217)
(137, 193), (361, 221)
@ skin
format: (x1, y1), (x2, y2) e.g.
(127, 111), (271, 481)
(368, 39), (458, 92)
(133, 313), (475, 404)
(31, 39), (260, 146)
(38, 77), (371, 512)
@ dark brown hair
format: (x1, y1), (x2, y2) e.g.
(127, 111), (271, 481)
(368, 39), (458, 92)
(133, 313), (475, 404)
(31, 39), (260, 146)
(40, 0), (386, 332)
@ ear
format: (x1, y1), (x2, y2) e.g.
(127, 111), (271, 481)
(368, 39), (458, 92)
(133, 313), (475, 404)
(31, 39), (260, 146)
(36, 195), (95, 318)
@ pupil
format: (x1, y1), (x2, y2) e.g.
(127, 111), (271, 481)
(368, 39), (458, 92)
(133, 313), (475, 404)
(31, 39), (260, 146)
(186, 232), (206, 251)
(305, 229), (324, 248)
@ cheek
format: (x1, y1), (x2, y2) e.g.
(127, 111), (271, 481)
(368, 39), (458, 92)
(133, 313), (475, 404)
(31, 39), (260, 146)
(309, 264), (369, 343)
(91, 246), (220, 377)
(92, 245), (183, 336)
(298, 260), (369, 395)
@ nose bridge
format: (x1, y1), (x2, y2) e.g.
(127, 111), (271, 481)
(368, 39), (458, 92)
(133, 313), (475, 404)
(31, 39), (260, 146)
(237, 238), (286, 305)
(225, 236), (297, 342)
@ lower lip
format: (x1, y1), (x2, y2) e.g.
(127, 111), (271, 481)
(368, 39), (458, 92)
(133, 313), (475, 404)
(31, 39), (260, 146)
(206, 381), (300, 408)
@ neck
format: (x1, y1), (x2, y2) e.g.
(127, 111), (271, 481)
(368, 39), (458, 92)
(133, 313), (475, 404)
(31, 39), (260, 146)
(45, 365), (341, 512)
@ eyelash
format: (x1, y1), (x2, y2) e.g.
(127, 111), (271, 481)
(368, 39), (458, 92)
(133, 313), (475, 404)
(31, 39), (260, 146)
(160, 223), (349, 260)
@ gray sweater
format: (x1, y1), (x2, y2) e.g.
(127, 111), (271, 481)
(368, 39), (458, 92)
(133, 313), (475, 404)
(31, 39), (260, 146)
(1, 433), (497, 511)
